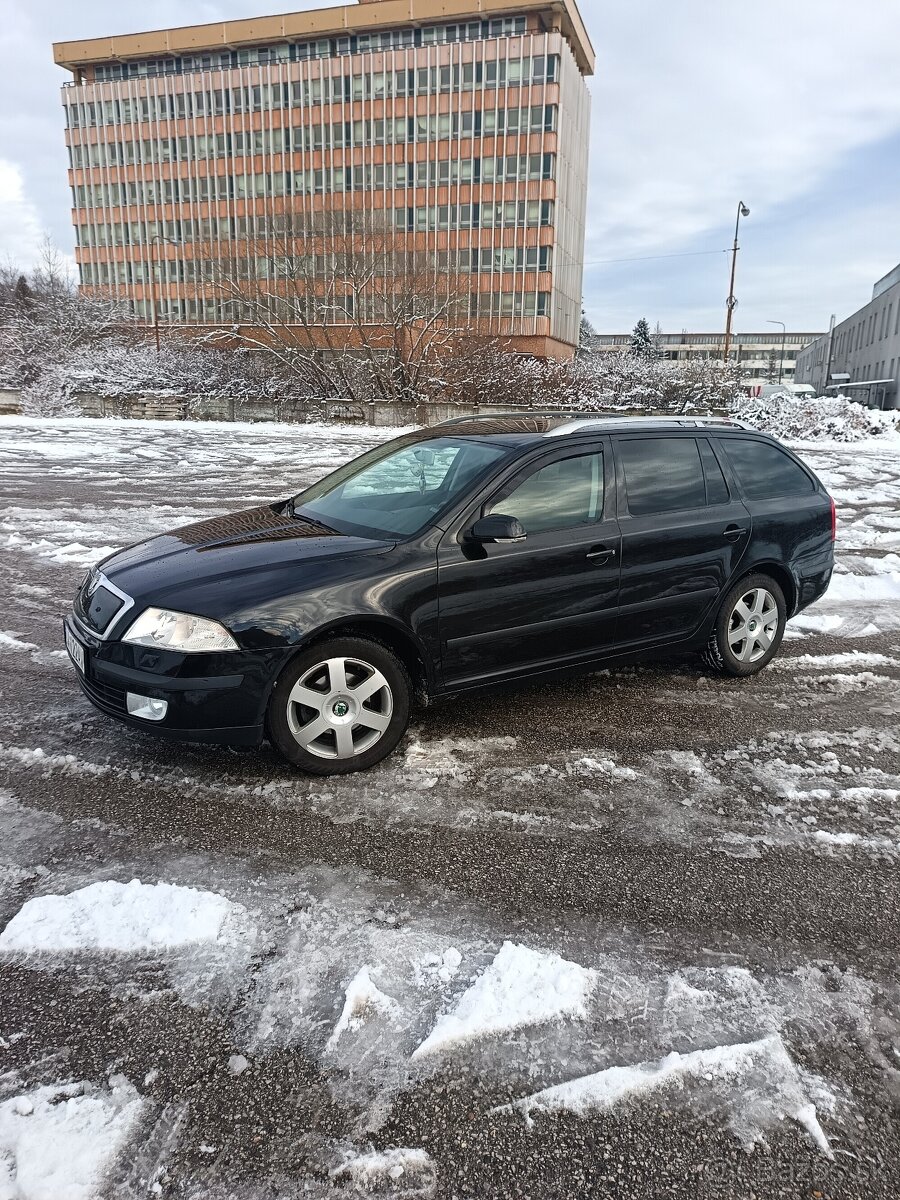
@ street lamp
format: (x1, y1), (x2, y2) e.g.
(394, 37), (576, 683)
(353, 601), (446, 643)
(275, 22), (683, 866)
(149, 234), (178, 353)
(723, 201), (750, 364)
(767, 319), (787, 384)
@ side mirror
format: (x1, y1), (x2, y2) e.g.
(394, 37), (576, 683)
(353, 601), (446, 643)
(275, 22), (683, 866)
(467, 514), (526, 543)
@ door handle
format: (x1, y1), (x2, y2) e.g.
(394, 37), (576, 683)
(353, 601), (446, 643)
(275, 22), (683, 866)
(586, 545), (616, 564)
(723, 524), (748, 542)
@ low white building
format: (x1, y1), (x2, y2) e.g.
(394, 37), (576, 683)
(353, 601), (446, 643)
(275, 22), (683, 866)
(591, 331), (823, 385)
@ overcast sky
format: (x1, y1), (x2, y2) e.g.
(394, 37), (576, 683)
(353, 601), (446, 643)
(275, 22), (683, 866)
(2, 0), (899, 333)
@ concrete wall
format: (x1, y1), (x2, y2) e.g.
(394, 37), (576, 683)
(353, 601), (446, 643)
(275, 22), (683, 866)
(3, 390), (540, 427)
(0, 390), (23, 415)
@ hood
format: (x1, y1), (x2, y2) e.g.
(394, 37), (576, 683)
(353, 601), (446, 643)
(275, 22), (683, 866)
(100, 504), (393, 598)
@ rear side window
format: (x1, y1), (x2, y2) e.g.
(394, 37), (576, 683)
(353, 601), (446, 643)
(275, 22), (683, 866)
(721, 437), (814, 500)
(619, 437), (706, 516)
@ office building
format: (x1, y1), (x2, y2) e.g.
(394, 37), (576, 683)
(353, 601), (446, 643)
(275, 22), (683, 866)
(793, 264), (900, 407)
(53, 0), (593, 359)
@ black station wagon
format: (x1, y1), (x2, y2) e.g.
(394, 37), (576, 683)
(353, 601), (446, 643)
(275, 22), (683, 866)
(65, 415), (835, 774)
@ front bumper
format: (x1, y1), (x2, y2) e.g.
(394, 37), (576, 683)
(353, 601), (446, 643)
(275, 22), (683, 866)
(64, 616), (290, 746)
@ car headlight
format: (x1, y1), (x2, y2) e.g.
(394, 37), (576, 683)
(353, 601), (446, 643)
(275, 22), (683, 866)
(121, 607), (239, 653)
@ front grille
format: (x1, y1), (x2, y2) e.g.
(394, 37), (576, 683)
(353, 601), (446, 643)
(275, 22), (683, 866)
(78, 670), (128, 715)
(75, 578), (125, 635)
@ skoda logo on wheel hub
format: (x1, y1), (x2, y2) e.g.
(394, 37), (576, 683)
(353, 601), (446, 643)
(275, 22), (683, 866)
(332, 700), (349, 718)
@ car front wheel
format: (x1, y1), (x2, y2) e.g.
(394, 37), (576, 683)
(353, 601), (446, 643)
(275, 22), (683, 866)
(267, 637), (411, 774)
(702, 573), (786, 676)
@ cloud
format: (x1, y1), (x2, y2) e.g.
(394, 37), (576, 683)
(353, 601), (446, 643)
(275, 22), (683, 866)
(579, 0), (900, 330)
(584, 0), (900, 260)
(0, 160), (45, 268)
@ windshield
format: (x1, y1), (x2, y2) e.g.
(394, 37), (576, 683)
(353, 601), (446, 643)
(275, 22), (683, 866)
(292, 435), (508, 539)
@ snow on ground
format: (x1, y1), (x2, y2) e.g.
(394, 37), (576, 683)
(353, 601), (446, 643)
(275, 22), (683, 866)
(0, 842), (888, 1186)
(329, 1146), (437, 1194)
(0, 417), (401, 571)
(770, 651), (898, 669)
(325, 966), (402, 1055)
(0, 632), (38, 653)
(0, 878), (248, 954)
(493, 1034), (834, 1158)
(0, 1078), (145, 1200)
(412, 941), (597, 1060)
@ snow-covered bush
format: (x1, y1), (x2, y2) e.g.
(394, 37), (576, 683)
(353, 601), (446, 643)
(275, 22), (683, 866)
(438, 346), (742, 412)
(57, 341), (294, 403)
(732, 391), (900, 442)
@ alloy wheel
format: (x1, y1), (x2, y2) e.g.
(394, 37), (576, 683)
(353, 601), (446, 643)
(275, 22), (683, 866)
(285, 655), (393, 759)
(727, 587), (779, 663)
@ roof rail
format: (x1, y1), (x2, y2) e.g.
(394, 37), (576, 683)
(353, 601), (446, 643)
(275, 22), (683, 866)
(434, 412), (758, 436)
(544, 415), (752, 436)
(435, 411), (750, 430)
(434, 410), (583, 425)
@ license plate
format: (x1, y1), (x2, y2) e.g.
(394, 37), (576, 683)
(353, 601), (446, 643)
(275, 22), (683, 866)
(65, 627), (86, 673)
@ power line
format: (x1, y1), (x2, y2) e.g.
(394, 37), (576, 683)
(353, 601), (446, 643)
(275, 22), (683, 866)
(584, 248), (730, 267)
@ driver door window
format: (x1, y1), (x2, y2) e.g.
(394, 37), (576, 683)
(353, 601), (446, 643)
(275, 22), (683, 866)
(486, 451), (604, 534)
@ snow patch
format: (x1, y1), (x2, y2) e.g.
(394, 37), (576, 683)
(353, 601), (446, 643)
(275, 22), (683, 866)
(403, 736), (518, 776)
(0, 878), (247, 954)
(413, 947), (462, 988)
(788, 612), (845, 635)
(492, 1034), (834, 1158)
(571, 756), (638, 781)
(330, 1146), (436, 1194)
(773, 651), (897, 670)
(826, 563), (900, 603)
(0, 1078), (145, 1200)
(412, 941), (596, 1060)
(325, 966), (401, 1053)
(0, 632), (38, 653)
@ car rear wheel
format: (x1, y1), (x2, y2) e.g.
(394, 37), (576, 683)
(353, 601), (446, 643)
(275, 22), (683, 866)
(702, 573), (786, 677)
(268, 637), (410, 774)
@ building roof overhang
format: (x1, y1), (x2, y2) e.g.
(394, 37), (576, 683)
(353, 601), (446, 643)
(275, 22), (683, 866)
(53, 0), (595, 76)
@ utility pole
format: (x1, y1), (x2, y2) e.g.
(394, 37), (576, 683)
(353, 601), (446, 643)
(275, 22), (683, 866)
(822, 314), (836, 396)
(767, 320), (786, 383)
(723, 202), (750, 364)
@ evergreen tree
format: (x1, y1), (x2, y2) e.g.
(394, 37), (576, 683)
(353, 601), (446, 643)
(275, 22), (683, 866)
(630, 318), (653, 357)
(13, 275), (33, 310)
(577, 306), (596, 358)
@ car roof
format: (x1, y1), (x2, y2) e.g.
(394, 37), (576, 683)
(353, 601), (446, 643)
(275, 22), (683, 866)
(431, 413), (754, 441)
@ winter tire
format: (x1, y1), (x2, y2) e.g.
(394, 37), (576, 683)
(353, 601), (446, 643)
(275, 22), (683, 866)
(267, 637), (410, 774)
(702, 573), (786, 677)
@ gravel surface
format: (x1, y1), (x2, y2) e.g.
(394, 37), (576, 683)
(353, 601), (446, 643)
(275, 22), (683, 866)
(1, 417), (899, 1199)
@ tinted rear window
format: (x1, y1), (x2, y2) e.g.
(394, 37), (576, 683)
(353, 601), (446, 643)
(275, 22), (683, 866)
(721, 437), (814, 500)
(619, 437), (706, 515)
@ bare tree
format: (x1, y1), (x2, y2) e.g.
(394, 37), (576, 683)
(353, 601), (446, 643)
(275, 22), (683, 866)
(0, 239), (135, 409)
(199, 209), (478, 404)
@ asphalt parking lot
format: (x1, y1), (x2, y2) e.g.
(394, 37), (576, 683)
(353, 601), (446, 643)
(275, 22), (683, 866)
(1, 417), (900, 1198)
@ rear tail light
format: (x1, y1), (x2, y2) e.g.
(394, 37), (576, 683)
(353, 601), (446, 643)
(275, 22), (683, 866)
(830, 495), (836, 542)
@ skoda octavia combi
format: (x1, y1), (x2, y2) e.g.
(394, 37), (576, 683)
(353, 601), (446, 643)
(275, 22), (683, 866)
(65, 415), (835, 774)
